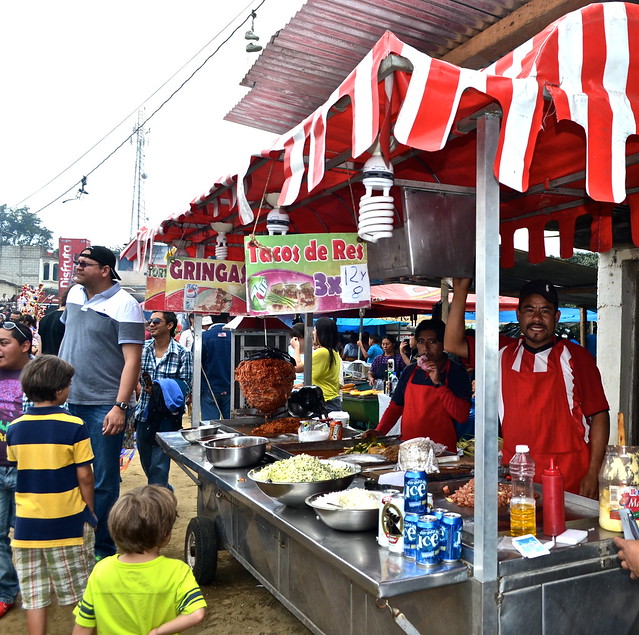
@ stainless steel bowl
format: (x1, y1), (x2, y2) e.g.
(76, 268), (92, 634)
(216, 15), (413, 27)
(305, 491), (380, 531)
(203, 436), (269, 468)
(248, 460), (361, 507)
(180, 425), (221, 444)
(196, 432), (239, 446)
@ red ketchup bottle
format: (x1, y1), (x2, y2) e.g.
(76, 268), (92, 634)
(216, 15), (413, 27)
(542, 458), (566, 536)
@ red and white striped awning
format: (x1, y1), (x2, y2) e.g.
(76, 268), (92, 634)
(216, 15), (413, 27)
(123, 2), (639, 266)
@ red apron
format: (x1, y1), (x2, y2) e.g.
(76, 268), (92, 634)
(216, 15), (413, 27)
(400, 365), (458, 451)
(500, 342), (590, 494)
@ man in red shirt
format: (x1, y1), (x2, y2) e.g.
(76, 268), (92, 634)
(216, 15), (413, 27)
(445, 278), (609, 498)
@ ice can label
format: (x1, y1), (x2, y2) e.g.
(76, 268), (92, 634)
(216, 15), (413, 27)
(403, 512), (420, 560)
(442, 513), (463, 562)
(404, 470), (428, 515)
(416, 515), (441, 567)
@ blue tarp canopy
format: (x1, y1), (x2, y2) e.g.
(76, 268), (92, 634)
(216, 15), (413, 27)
(464, 308), (597, 323)
(335, 317), (408, 332)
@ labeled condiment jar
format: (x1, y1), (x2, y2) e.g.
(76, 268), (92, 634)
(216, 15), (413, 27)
(598, 445), (639, 532)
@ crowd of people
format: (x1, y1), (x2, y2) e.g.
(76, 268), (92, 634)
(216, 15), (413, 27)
(0, 246), (206, 633)
(2, 255), (639, 630)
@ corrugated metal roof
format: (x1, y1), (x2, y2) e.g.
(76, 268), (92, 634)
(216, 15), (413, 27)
(226, 0), (533, 133)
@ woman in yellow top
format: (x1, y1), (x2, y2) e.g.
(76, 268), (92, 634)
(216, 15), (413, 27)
(312, 317), (342, 412)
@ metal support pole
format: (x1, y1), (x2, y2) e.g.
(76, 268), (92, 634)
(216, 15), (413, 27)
(473, 112), (501, 622)
(192, 313), (203, 426)
(303, 313), (314, 385)
(192, 244), (205, 426)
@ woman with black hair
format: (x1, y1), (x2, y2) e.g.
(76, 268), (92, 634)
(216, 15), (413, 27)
(312, 317), (342, 412)
(367, 334), (406, 386)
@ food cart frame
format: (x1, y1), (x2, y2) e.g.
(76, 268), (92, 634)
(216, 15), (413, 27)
(159, 430), (639, 634)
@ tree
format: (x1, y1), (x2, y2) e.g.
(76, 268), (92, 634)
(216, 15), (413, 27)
(0, 204), (53, 249)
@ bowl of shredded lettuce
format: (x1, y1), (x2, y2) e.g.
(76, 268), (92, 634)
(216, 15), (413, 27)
(248, 454), (361, 507)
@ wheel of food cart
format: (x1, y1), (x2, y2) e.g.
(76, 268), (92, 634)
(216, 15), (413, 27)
(184, 515), (218, 585)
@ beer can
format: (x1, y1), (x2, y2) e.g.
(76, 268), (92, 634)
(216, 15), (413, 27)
(385, 493), (405, 554)
(377, 490), (396, 548)
(416, 515), (441, 568)
(441, 513), (463, 562)
(403, 512), (420, 560)
(328, 420), (343, 441)
(404, 470), (428, 515)
(432, 508), (448, 552)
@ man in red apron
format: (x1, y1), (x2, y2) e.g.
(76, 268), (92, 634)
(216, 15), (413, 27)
(370, 319), (472, 451)
(445, 278), (609, 498)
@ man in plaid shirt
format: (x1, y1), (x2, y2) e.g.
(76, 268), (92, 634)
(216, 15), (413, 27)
(135, 311), (192, 488)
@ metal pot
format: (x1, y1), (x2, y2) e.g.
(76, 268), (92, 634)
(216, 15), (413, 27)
(203, 436), (269, 468)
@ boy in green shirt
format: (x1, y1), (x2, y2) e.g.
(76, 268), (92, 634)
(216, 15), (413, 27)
(73, 485), (206, 634)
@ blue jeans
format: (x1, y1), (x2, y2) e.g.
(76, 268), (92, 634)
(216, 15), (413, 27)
(201, 390), (230, 421)
(69, 404), (124, 558)
(0, 466), (19, 604)
(136, 417), (176, 488)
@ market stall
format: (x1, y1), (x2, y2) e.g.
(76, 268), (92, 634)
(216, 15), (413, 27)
(123, 3), (639, 632)
(158, 429), (635, 634)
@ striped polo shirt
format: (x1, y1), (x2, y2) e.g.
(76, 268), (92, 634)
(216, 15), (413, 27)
(59, 282), (145, 405)
(7, 405), (95, 547)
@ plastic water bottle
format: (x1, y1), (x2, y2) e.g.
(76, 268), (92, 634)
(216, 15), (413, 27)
(509, 445), (536, 536)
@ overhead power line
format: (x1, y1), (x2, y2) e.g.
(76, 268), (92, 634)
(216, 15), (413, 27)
(22, 0), (266, 215)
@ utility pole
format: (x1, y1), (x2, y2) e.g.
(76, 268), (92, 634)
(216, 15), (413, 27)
(130, 109), (149, 239)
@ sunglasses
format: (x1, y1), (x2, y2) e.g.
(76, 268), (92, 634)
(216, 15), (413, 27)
(3, 321), (32, 344)
(147, 318), (164, 326)
(73, 259), (102, 268)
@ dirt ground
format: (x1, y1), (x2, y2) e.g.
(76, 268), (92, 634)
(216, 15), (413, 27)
(2, 448), (310, 634)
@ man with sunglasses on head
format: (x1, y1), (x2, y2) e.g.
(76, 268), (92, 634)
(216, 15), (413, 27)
(0, 320), (33, 618)
(59, 246), (145, 560)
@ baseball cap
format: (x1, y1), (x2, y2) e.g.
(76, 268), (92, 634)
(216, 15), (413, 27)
(80, 246), (121, 280)
(519, 279), (559, 310)
(202, 316), (213, 326)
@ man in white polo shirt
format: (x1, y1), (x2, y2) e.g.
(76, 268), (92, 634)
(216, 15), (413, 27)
(59, 246), (145, 559)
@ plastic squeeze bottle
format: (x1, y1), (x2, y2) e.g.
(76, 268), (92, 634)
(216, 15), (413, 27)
(510, 445), (536, 536)
(542, 458), (566, 537)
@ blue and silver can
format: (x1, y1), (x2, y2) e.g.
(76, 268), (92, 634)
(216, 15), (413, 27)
(441, 513), (463, 562)
(404, 470), (428, 515)
(403, 512), (420, 560)
(416, 515), (441, 568)
(432, 508), (448, 553)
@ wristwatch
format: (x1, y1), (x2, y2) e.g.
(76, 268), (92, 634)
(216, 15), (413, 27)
(114, 401), (130, 411)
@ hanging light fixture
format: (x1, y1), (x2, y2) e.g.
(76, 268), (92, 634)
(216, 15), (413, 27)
(357, 153), (395, 243)
(266, 207), (290, 235)
(210, 222), (233, 260)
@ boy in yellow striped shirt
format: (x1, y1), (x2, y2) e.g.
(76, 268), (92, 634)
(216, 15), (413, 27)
(6, 355), (96, 635)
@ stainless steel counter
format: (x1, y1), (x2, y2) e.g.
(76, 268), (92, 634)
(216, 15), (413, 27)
(159, 431), (639, 634)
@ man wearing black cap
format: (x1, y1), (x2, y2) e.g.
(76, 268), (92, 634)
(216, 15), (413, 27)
(59, 246), (145, 559)
(445, 277), (609, 498)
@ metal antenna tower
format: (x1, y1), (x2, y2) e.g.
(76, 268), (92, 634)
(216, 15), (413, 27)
(130, 109), (149, 238)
